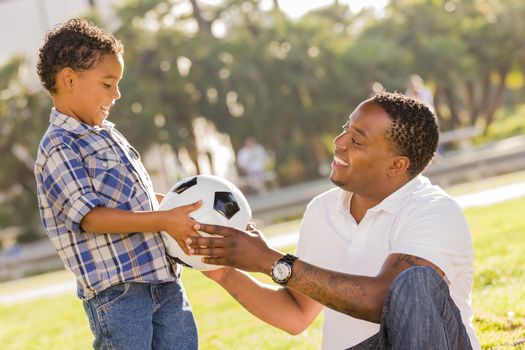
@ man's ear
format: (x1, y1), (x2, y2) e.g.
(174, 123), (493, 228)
(57, 67), (76, 92)
(388, 155), (410, 177)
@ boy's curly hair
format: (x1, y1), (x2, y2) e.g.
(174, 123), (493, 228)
(373, 92), (439, 175)
(37, 18), (124, 93)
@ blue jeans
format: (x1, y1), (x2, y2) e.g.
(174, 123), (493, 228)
(83, 280), (197, 350)
(350, 266), (472, 350)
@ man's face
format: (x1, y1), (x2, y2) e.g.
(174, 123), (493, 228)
(330, 100), (396, 195)
(68, 53), (123, 126)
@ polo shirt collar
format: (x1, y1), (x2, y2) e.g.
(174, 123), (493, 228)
(370, 175), (427, 214)
(335, 175), (428, 215)
(50, 108), (115, 135)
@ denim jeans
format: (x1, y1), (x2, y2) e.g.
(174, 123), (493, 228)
(350, 266), (472, 350)
(83, 280), (197, 350)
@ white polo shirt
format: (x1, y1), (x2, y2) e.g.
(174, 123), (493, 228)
(296, 175), (480, 349)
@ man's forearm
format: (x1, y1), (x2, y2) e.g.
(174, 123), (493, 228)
(285, 260), (383, 323)
(215, 268), (320, 334)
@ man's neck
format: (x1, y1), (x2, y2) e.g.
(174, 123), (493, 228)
(350, 176), (414, 223)
(350, 195), (381, 224)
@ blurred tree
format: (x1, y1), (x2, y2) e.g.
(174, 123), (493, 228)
(3, 0), (525, 245)
(367, 0), (521, 133)
(108, 0), (367, 184)
(0, 57), (51, 242)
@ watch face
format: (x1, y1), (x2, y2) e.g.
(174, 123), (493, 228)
(274, 261), (291, 281)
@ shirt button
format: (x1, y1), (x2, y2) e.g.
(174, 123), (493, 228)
(102, 162), (108, 168)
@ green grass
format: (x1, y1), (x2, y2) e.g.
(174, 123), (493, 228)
(466, 197), (525, 349)
(1, 196), (525, 349)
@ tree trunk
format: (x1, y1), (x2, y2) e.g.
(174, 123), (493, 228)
(433, 85), (447, 130)
(189, 0), (212, 35)
(483, 66), (509, 135)
(444, 86), (460, 129)
(464, 80), (480, 125)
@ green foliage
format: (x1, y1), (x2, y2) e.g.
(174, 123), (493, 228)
(0, 57), (51, 240)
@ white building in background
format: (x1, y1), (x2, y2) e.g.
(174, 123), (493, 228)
(0, 0), (116, 64)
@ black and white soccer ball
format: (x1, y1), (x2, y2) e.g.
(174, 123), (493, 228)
(159, 175), (252, 270)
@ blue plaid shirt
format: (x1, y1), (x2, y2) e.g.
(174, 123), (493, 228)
(34, 109), (180, 300)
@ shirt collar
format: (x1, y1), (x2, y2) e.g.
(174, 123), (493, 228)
(334, 175), (428, 215)
(50, 108), (115, 135)
(370, 175), (428, 214)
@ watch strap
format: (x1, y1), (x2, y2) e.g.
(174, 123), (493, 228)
(281, 253), (298, 265)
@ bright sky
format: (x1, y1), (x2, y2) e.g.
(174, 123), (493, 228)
(277, 0), (388, 18)
(200, 0), (388, 18)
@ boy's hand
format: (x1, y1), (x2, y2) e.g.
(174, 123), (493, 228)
(162, 201), (202, 254)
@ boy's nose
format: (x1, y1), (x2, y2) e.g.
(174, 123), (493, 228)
(113, 87), (121, 101)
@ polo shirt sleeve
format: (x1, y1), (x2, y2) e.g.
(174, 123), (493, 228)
(295, 199), (319, 261)
(390, 197), (473, 282)
(41, 145), (102, 233)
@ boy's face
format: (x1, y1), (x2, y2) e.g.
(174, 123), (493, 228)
(64, 53), (124, 126)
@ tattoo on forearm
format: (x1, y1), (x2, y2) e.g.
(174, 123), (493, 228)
(293, 263), (366, 315)
(392, 254), (423, 269)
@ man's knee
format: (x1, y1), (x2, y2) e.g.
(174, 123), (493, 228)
(386, 266), (447, 310)
(392, 266), (442, 290)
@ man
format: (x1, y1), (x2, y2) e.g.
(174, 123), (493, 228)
(188, 92), (479, 349)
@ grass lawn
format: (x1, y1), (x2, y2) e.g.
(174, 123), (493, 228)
(1, 196), (525, 349)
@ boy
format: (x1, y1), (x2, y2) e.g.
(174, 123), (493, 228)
(35, 18), (199, 349)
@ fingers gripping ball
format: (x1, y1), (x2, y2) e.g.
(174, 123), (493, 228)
(159, 175), (252, 270)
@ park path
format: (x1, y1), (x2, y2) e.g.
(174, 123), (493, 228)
(1, 181), (524, 305)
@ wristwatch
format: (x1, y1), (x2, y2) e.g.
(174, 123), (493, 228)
(271, 254), (298, 286)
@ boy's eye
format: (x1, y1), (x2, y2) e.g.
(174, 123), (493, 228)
(103, 83), (112, 88)
(351, 138), (361, 146)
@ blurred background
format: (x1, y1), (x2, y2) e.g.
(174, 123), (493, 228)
(1, 0), (525, 280)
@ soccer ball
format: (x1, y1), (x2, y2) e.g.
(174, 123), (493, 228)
(159, 175), (252, 271)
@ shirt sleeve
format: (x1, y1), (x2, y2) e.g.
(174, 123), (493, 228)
(390, 197), (473, 282)
(41, 144), (102, 233)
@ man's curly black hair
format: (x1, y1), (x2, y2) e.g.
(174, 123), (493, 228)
(37, 18), (124, 93)
(373, 92), (439, 176)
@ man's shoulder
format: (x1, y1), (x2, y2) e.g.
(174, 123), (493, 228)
(413, 179), (458, 208)
(398, 179), (465, 223)
(308, 186), (341, 208)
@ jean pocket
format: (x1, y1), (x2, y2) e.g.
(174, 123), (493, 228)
(95, 282), (132, 313)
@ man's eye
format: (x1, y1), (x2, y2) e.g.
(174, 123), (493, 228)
(103, 83), (111, 88)
(351, 138), (361, 146)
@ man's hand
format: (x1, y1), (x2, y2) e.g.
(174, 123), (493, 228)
(162, 201), (202, 255)
(188, 223), (282, 274)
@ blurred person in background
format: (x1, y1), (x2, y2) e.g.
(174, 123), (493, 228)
(237, 136), (269, 194)
(405, 74), (434, 112)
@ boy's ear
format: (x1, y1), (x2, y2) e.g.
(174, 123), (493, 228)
(57, 67), (77, 92)
(388, 155), (410, 177)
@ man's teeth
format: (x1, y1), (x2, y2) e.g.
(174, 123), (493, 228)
(334, 155), (348, 166)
